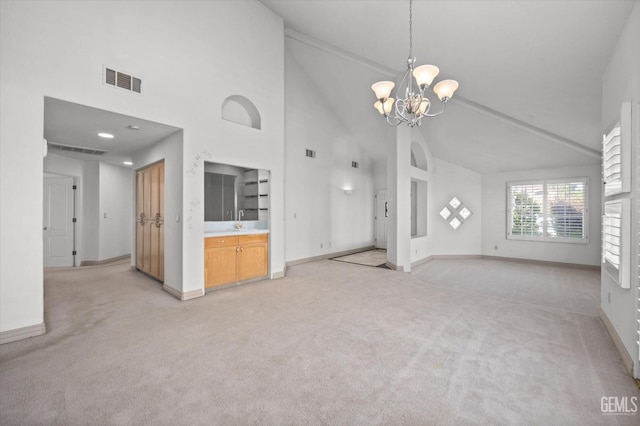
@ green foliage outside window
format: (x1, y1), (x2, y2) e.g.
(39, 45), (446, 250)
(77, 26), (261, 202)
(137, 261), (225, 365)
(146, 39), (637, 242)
(511, 192), (541, 236)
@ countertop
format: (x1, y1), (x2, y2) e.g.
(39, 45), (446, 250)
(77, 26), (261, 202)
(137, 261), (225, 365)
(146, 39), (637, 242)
(204, 229), (269, 238)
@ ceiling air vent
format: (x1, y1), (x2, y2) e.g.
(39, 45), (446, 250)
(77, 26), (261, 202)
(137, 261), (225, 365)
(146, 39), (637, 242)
(305, 149), (316, 158)
(48, 142), (107, 156)
(104, 67), (142, 94)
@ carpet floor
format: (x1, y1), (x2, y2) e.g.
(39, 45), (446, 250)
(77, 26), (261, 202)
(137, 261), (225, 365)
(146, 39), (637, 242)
(1, 258), (638, 425)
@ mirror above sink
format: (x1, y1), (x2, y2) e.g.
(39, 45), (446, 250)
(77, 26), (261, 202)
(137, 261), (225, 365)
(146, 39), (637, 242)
(204, 162), (270, 225)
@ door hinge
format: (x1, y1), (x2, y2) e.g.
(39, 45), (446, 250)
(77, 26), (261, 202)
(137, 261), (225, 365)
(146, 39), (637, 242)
(72, 218), (77, 223)
(72, 185), (77, 190)
(72, 250), (77, 256)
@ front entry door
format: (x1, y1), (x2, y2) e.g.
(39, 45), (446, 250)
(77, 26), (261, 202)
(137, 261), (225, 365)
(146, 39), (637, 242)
(375, 189), (388, 249)
(43, 176), (75, 267)
(136, 161), (164, 281)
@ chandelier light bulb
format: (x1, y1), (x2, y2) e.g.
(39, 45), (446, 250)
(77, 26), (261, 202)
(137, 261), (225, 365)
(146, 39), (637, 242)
(433, 79), (459, 102)
(374, 98), (395, 115)
(413, 65), (439, 87)
(371, 81), (395, 100)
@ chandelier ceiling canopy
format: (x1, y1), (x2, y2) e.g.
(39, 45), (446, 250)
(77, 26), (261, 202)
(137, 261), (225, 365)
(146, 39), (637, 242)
(371, 0), (459, 128)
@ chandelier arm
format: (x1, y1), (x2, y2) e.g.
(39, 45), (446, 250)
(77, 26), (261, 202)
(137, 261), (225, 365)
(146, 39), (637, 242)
(421, 101), (448, 117)
(385, 115), (405, 127)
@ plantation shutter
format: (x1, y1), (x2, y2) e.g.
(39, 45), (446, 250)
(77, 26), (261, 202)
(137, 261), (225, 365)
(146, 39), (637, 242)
(546, 181), (586, 238)
(508, 183), (543, 237)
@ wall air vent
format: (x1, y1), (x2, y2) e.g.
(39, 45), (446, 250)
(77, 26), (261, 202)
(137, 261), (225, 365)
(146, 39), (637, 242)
(48, 142), (107, 156)
(104, 67), (142, 94)
(352, 161), (359, 168)
(305, 149), (316, 158)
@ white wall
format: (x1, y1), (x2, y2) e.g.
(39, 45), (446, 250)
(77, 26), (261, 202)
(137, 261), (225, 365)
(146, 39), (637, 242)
(414, 157), (483, 261)
(481, 164), (601, 266)
(0, 0), (285, 334)
(98, 162), (132, 260)
(400, 130), (483, 264)
(133, 131), (183, 293)
(601, 1), (640, 376)
(284, 49), (375, 262)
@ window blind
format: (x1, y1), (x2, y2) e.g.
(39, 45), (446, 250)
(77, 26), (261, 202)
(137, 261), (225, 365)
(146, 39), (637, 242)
(507, 179), (588, 243)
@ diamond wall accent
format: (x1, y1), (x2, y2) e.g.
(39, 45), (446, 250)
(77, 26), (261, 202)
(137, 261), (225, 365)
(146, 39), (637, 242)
(440, 196), (473, 230)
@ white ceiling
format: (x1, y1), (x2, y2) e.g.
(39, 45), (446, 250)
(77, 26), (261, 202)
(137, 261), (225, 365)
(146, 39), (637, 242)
(44, 97), (181, 167)
(43, 1), (634, 174)
(263, 0), (635, 173)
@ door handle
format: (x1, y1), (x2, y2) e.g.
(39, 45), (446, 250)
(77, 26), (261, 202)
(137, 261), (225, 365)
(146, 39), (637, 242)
(154, 213), (163, 228)
(139, 212), (146, 225)
(384, 202), (388, 218)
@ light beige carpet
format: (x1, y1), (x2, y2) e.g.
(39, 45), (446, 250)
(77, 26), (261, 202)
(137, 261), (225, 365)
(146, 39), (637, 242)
(331, 249), (388, 267)
(1, 258), (638, 425)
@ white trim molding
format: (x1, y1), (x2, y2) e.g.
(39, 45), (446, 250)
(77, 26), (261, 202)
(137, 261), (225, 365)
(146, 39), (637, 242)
(163, 285), (204, 301)
(0, 322), (46, 345)
(600, 308), (634, 375)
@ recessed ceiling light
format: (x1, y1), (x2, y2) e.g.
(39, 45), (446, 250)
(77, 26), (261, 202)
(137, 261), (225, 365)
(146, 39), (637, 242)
(127, 125), (140, 130)
(123, 161), (133, 166)
(98, 132), (114, 139)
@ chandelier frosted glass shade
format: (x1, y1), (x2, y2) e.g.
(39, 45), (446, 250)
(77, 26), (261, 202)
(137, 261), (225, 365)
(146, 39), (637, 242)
(371, 81), (395, 100)
(412, 65), (439, 87)
(433, 79), (459, 102)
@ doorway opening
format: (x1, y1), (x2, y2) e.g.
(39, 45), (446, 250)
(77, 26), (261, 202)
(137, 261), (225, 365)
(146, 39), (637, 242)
(43, 97), (182, 280)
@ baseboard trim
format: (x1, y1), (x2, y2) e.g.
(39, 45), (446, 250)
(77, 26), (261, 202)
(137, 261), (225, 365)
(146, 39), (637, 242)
(481, 255), (600, 270)
(599, 308), (634, 375)
(163, 285), (204, 301)
(81, 254), (131, 267)
(411, 256), (434, 268)
(286, 245), (375, 267)
(272, 269), (286, 279)
(1, 322), (46, 345)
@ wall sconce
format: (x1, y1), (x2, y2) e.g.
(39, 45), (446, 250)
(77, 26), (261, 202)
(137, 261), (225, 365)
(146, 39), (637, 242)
(343, 189), (353, 196)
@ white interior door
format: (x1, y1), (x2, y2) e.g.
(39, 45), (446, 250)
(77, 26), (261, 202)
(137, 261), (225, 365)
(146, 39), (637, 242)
(43, 176), (74, 267)
(375, 189), (388, 249)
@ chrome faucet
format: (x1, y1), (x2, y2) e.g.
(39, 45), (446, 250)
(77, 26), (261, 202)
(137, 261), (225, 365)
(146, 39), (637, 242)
(238, 210), (244, 220)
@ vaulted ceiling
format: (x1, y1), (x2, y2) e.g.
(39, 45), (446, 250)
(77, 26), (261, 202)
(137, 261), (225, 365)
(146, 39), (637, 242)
(262, 0), (635, 174)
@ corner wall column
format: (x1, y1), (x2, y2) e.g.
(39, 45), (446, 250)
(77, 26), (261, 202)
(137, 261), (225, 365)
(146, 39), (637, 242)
(387, 125), (412, 272)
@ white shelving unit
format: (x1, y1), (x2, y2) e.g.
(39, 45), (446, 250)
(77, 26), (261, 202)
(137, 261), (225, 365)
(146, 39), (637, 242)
(244, 169), (269, 221)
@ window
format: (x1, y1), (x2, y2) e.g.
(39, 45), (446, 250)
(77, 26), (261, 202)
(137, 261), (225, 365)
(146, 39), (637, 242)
(507, 178), (588, 243)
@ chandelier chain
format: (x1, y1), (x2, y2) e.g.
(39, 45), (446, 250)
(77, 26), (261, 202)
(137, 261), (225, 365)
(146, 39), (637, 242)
(408, 0), (413, 58)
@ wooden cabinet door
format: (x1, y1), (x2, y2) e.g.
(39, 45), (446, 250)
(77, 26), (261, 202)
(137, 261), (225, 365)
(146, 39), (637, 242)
(136, 161), (164, 282)
(205, 246), (238, 288)
(238, 234), (268, 281)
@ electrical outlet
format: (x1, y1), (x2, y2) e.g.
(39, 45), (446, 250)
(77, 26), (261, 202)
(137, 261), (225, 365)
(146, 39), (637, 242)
(320, 243), (323, 249)
(494, 245), (498, 250)
(103, 213), (107, 219)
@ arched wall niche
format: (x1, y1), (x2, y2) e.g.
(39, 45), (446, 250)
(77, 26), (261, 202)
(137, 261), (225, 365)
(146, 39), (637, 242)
(410, 141), (428, 171)
(221, 95), (261, 130)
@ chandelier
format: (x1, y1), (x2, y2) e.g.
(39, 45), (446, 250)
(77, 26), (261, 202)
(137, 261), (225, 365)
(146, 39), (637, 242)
(371, 0), (459, 127)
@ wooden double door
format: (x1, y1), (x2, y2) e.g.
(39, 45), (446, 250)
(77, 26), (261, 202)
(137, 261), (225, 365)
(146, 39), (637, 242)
(136, 161), (164, 281)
